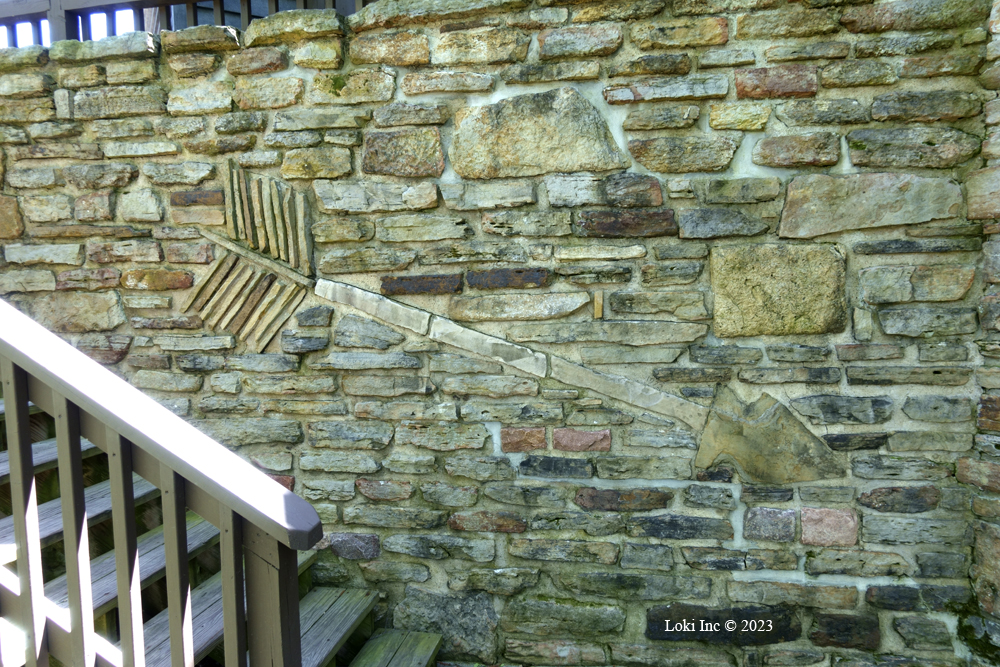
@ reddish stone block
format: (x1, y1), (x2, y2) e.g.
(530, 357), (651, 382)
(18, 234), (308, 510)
(574, 210), (677, 238)
(501, 427), (546, 453)
(448, 510), (527, 533)
(467, 268), (551, 290)
(958, 457), (1000, 494)
(76, 334), (131, 364)
(800, 508), (857, 547)
(165, 242), (215, 264)
(0, 194), (24, 239)
(980, 394), (1000, 432)
(227, 47), (287, 75)
(56, 268), (120, 291)
(381, 273), (463, 295)
(267, 474), (294, 491)
(574, 487), (673, 512)
(120, 269), (194, 291)
(974, 520), (1000, 616)
(554, 428), (611, 452)
(736, 65), (818, 99)
(356, 478), (414, 501)
(170, 190), (225, 207)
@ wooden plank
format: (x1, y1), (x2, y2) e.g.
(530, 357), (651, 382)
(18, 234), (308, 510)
(54, 394), (95, 667)
(45, 512), (219, 618)
(295, 192), (313, 276)
(0, 358), (48, 667)
(0, 475), (159, 565)
(182, 252), (236, 313)
(229, 273), (276, 338)
(160, 467), (194, 667)
(301, 588), (378, 667)
(141, 551), (315, 667)
(199, 229), (316, 289)
(269, 180), (288, 263)
(282, 184), (298, 270)
(0, 299), (322, 551)
(239, 0), (249, 29)
(249, 178), (268, 255)
(252, 286), (306, 354)
(297, 589), (343, 637)
(221, 162), (238, 240)
(213, 0), (223, 25)
(260, 178), (280, 260)
(220, 508), (247, 667)
(387, 631), (441, 667)
(107, 427), (144, 667)
(347, 629), (406, 667)
(0, 436), (99, 486)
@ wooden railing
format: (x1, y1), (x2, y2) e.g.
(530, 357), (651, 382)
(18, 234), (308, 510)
(0, 0), (372, 46)
(0, 297), (322, 667)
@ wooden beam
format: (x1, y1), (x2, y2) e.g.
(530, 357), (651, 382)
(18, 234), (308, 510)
(239, 0), (248, 29)
(212, 0), (222, 26)
(185, 1), (195, 26)
(108, 429), (145, 667)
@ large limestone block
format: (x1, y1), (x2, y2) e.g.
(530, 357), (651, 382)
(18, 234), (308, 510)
(629, 135), (740, 172)
(74, 85), (166, 120)
(967, 167), (1000, 220)
(350, 0), (528, 32)
(244, 9), (345, 46)
(711, 244), (847, 337)
(449, 293), (590, 321)
(161, 25), (240, 53)
(778, 173), (962, 238)
(697, 387), (845, 484)
(15, 291), (125, 332)
(167, 82), (233, 116)
(450, 87), (628, 179)
(49, 33), (158, 62)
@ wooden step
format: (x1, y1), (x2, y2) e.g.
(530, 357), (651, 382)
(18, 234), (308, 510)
(349, 629), (442, 667)
(44, 512), (221, 618)
(0, 436), (101, 485)
(0, 474), (159, 564)
(300, 587), (380, 667)
(140, 550), (319, 667)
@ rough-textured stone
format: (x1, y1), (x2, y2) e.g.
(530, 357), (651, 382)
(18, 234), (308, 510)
(780, 173), (961, 239)
(752, 132), (840, 167)
(736, 65), (818, 99)
(791, 395), (893, 424)
(244, 9), (344, 46)
(711, 244), (845, 337)
(502, 597), (625, 636)
(872, 91), (981, 122)
(451, 88), (627, 179)
(539, 25), (622, 60)
(849, 127), (981, 168)
(878, 307), (978, 337)
(631, 18), (728, 49)
(622, 105), (700, 130)
(808, 614), (880, 651)
(394, 586), (498, 662)
(309, 67), (395, 105)
(362, 127), (443, 178)
(630, 136), (740, 173)
(842, 0), (990, 33)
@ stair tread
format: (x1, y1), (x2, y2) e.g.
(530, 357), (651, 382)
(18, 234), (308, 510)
(0, 436), (101, 486)
(349, 629), (442, 667)
(0, 473), (159, 565)
(301, 587), (379, 667)
(44, 512), (220, 617)
(139, 550), (317, 667)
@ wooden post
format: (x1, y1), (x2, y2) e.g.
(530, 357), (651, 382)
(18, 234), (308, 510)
(161, 467), (194, 667)
(54, 394), (95, 667)
(0, 358), (49, 667)
(267, 0), (277, 16)
(213, 0), (223, 26)
(186, 2), (196, 27)
(108, 428), (145, 667)
(47, 5), (68, 42)
(221, 509), (247, 667)
(239, 0), (249, 29)
(244, 523), (300, 667)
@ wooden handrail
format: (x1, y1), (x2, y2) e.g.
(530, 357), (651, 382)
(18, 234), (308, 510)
(0, 298), (321, 551)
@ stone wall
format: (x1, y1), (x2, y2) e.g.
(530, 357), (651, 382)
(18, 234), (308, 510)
(0, 0), (998, 663)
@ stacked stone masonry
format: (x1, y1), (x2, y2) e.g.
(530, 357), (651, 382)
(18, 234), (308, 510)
(6, 0), (1000, 663)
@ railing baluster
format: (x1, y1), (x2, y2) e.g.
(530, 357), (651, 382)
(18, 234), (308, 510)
(161, 466), (193, 667)
(221, 509), (247, 667)
(108, 428), (145, 667)
(186, 2), (196, 27)
(239, 0), (248, 30)
(54, 394), (95, 667)
(80, 13), (91, 40)
(0, 358), (49, 667)
(244, 525), (299, 667)
(212, 0), (223, 27)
